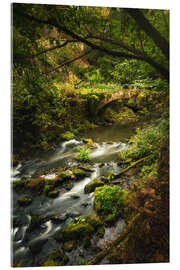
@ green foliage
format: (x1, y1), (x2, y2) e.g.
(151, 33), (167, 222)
(107, 170), (115, 181)
(79, 259), (87, 265)
(141, 164), (158, 177)
(76, 146), (91, 162)
(119, 117), (169, 163)
(94, 185), (128, 217)
(73, 217), (86, 225)
(61, 131), (75, 141)
(111, 59), (147, 84)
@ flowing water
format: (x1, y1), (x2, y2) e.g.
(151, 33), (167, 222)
(12, 116), (159, 266)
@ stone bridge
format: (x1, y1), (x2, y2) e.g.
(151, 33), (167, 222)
(97, 90), (134, 113)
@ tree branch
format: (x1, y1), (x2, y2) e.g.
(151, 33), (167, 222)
(13, 7), (169, 81)
(43, 49), (93, 74)
(30, 40), (69, 58)
(126, 8), (169, 60)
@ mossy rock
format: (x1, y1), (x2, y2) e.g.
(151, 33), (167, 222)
(41, 249), (69, 266)
(63, 240), (76, 252)
(82, 138), (94, 146)
(104, 213), (117, 225)
(13, 179), (30, 190)
(72, 168), (87, 179)
(43, 183), (55, 196)
(57, 171), (73, 182)
(94, 185), (128, 223)
(61, 131), (75, 141)
(47, 189), (59, 198)
(17, 197), (32, 206)
(64, 182), (73, 190)
(86, 215), (103, 228)
(97, 226), (105, 238)
(54, 223), (94, 242)
(84, 178), (104, 193)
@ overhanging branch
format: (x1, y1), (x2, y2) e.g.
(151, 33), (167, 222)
(13, 7), (169, 81)
(43, 49), (93, 74)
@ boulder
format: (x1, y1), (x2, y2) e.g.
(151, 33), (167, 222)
(17, 197), (32, 206)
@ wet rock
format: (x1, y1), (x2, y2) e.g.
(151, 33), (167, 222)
(84, 177), (104, 193)
(28, 214), (43, 232)
(51, 213), (68, 224)
(81, 202), (89, 207)
(54, 223), (94, 242)
(29, 238), (48, 255)
(17, 197), (32, 207)
(99, 163), (105, 168)
(72, 168), (87, 179)
(65, 211), (81, 219)
(65, 182), (73, 190)
(78, 164), (95, 172)
(70, 194), (80, 200)
(47, 189), (59, 198)
(41, 248), (69, 266)
(57, 171), (73, 182)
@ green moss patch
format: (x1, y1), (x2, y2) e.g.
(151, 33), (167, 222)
(60, 131), (75, 141)
(94, 185), (128, 224)
(13, 179), (30, 190)
(54, 223), (94, 243)
(41, 249), (69, 266)
(72, 168), (87, 179)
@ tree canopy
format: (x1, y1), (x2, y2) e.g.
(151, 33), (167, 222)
(13, 3), (169, 82)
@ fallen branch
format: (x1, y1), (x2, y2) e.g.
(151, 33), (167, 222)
(114, 157), (146, 179)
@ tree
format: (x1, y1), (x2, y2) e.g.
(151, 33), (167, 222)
(13, 4), (169, 81)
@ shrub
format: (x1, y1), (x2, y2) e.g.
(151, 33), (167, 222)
(119, 118), (169, 163)
(94, 185), (128, 217)
(76, 146), (91, 162)
(60, 131), (75, 141)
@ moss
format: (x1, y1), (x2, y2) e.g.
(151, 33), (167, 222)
(86, 215), (103, 228)
(17, 197), (32, 206)
(63, 240), (76, 251)
(94, 185), (128, 222)
(61, 131), (75, 140)
(42, 259), (59, 266)
(43, 183), (54, 196)
(47, 189), (59, 198)
(57, 171), (72, 182)
(54, 223), (94, 242)
(104, 213), (117, 224)
(41, 249), (69, 266)
(13, 179), (30, 190)
(83, 138), (93, 145)
(72, 168), (87, 179)
(84, 178), (104, 193)
(97, 226), (105, 238)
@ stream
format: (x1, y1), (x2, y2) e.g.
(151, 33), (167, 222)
(12, 116), (158, 266)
